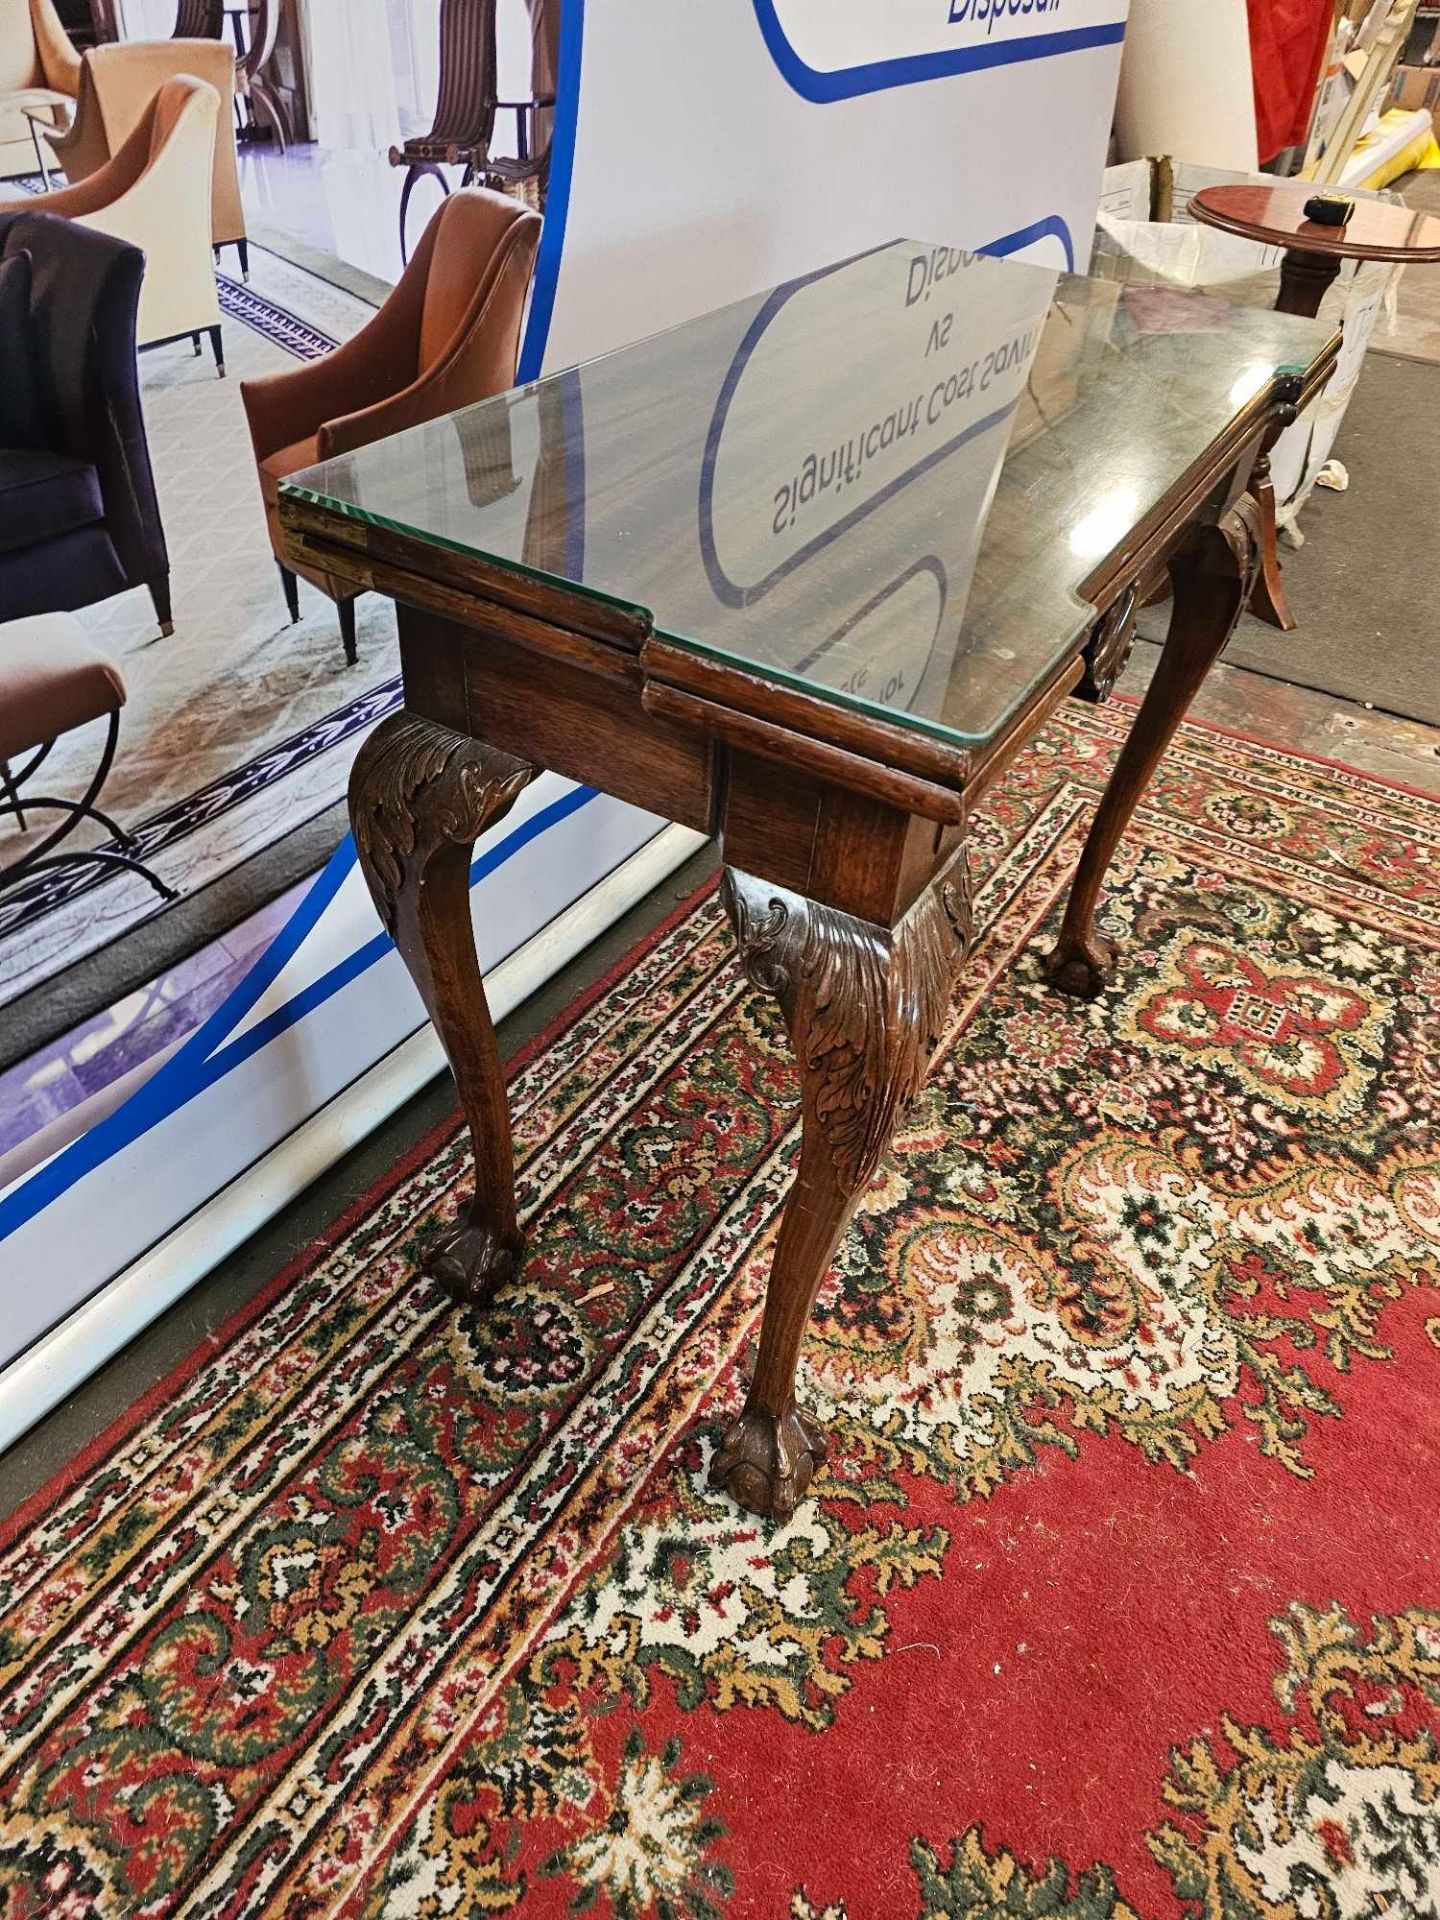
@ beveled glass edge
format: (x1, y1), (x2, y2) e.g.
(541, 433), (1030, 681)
(283, 472), (1097, 747)
(654, 615), (1093, 749)
(281, 345), (1330, 755)
(277, 481), (653, 625)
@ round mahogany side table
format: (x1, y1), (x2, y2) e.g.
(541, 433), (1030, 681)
(1188, 181), (1440, 629)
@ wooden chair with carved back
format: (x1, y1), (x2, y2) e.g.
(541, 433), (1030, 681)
(387, 0), (498, 263)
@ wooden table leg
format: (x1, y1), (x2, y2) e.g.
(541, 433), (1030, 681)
(713, 851), (974, 1520)
(1045, 496), (1262, 1000)
(1277, 247), (1342, 321)
(349, 712), (537, 1302)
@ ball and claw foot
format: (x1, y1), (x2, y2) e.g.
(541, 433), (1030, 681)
(423, 1215), (524, 1307)
(710, 1399), (830, 1522)
(1043, 929), (1117, 1001)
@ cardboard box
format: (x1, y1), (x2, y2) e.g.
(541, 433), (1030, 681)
(1392, 63), (1440, 114)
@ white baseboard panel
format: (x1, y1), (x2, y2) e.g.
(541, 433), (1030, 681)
(0, 824), (706, 1455)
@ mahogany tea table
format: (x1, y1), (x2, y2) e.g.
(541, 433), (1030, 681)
(279, 243), (1338, 1523)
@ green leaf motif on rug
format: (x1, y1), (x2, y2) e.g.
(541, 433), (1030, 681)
(1148, 1603), (1440, 1918)
(532, 1441), (948, 1732)
(909, 1827), (1140, 1919)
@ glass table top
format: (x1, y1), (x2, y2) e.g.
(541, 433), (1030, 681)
(284, 243), (1336, 751)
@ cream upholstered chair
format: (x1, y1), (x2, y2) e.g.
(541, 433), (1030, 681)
(45, 37), (247, 274)
(1, 74), (225, 371)
(0, 0), (81, 179)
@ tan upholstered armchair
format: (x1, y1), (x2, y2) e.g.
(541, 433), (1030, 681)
(0, 0), (81, 179)
(1, 75), (224, 370)
(241, 189), (542, 665)
(45, 37), (247, 274)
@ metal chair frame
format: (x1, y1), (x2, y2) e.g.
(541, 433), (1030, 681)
(0, 709), (175, 900)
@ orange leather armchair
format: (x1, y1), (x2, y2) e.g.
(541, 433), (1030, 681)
(241, 188), (541, 665)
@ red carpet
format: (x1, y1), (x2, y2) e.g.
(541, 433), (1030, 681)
(0, 703), (1437, 1918)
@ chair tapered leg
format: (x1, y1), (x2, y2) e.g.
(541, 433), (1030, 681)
(208, 325), (225, 377)
(278, 562), (300, 623)
(191, 332), (201, 355)
(398, 165), (421, 265)
(149, 574), (174, 638)
(235, 237), (249, 281)
(338, 596), (358, 665)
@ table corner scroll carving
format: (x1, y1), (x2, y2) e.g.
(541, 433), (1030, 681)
(722, 854), (974, 1196)
(1077, 584), (1140, 705)
(349, 712), (535, 939)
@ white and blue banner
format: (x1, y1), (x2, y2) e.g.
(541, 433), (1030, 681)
(0, 0), (1127, 1437)
(529, 0), (1126, 377)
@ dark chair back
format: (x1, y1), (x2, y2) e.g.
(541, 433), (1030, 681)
(55, 0), (105, 47)
(426, 0), (498, 150)
(88, 0), (121, 38)
(0, 212), (167, 594)
(173, 0), (223, 37)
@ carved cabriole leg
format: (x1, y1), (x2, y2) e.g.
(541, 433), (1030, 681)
(715, 850), (974, 1521)
(349, 712), (538, 1302)
(1046, 497), (1262, 1000)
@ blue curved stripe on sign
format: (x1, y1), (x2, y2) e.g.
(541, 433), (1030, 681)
(979, 214), (1075, 273)
(0, 789), (600, 1243)
(517, 0), (584, 382)
(697, 220), (1071, 611)
(751, 1), (1125, 104)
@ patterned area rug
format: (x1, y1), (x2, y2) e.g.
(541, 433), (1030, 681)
(0, 704), (1437, 1918)
(0, 232), (398, 1009)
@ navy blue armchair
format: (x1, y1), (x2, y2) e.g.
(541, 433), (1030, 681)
(0, 211), (172, 635)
